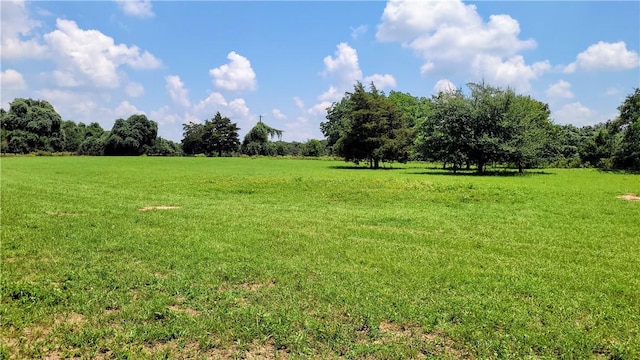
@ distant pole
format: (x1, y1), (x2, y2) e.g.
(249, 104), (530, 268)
(259, 115), (263, 123)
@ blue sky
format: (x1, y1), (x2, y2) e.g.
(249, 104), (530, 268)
(1, 1), (639, 142)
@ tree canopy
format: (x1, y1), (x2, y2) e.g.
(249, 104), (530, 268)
(182, 112), (240, 156)
(241, 121), (283, 156)
(0, 98), (65, 154)
(322, 82), (413, 169)
(104, 114), (158, 156)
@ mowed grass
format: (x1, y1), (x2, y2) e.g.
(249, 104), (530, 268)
(1, 157), (639, 359)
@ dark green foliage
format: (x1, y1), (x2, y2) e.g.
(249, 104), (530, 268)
(241, 121), (283, 156)
(104, 114), (158, 156)
(204, 112), (240, 157)
(149, 137), (182, 156)
(415, 83), (558, 173)
(181, 122), (206, 155)
(302, 139), (326, 157)
(325, 82), (413, 168)
(614, 88), (640, 170)
(0, 98), (65, 153)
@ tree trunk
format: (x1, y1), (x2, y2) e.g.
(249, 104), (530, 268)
(477, 161), (484, 174)
(466, 160), (471, 170)
(518, 162), (523, 173)
(442, 162), (446, 170)
(374, 158), (380, 169)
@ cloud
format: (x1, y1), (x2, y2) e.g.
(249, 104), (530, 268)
(363, 74), (397, 90)
(433, 79), (456, 94)
(272, 108), (287, 120)
(564, 41), (640, 73)
(552, 102), (599, 126)
(0, 0), (47, 59)
(350, 25), (368, 40)
(0, 69), (27, 90)
(165, 75), (190, 107)
(308, 101), (332, 117)
(115, 0), (154, 18)
(472, 54), (550, 92)
(115, 100), (145, 117)
(604, 87), (621, 96)
(318, 86), (341, 102)
(125, 82), (144, 97)
(376, 0), (545, 90)
(322, 42), (363, 86)
(209, 51), (257, 92)
(35, 88), (113, 126)
(294, 96), (305, 110)
(546, 80), (573, 99)
(43, 19), (162, 88)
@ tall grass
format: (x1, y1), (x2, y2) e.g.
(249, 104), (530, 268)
(1, 157), (639, 358)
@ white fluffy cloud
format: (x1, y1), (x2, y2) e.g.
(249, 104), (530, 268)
(0, 0), (47, 59)
(165, 75), (190, 107)
(363, 74), (397, 90)
(376, 0), (546, 90)
(564, 41), (640, 73)
(115, 0), (154, 18)
(0, 69), (27, 90)
(294, 96), (305, 110)
(272, 108), (286, 120)
(115, 100), (145, 117)
(209, 51), (257, 92)
(472, 54), (550, 92)
(546, 80), (573, 99)
(552, 102), (599, 126)
(43, 19), (162, 88)
(322, 43), (363, 86)
(433, 79), (456, 94)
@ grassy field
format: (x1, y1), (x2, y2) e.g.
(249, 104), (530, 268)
(1, 157), (639, 359)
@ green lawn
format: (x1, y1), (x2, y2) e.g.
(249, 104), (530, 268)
(1, 157), (639, 359)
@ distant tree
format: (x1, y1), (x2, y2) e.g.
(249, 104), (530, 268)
(502, 94), (556, 172)
(104, 114), (158, 156)
(415, 89), (472, 172)
(302, 139), (325, 157)
(203, 112), (240, 156)
(320, 97), (351, 155)
(614, 88), (640, 170)
(149, 137), (182, 156)
(0, 98), (65, 153)
(241, 121), (283, 156)
(387, 91), (432, 128)
(77, 122), (108, 155)
(181, 122), (206, 155)
(327, 82), (413, 169)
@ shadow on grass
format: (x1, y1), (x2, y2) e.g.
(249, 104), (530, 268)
(407, 169), (554, 177)
(328, 165), (403, 170)
(597, 168), (640, 175)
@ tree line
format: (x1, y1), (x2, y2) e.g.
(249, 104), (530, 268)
(1, 84), (638, 171)
(322, 82), (639, 171)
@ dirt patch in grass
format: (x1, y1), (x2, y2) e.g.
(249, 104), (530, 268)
(617, 193), (640, 201)
(377, 321), (468, 359)
(240, 280), (276, 291)
(169, 296), (201, 316)
(46, 211), (85, 216)
(138, 205), (180, 211)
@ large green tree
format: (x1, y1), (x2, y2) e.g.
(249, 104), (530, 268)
(203, 112), (240, 157)
(104, 114), (158, 156)
(324, 82), (413, 169)
(614, 88), (640, 170)
(241, 121), (283, 156)
(1, 98), (65, 153)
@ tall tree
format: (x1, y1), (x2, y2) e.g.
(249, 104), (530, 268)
(181, 122), (206, 155)
(614, 88), (640, 170)
(104, 114), (158, 156)
(0, 98), (65, 153)
(328, 82), (413, 169)
(203, 112), (240, 157)
(502, 95), (556, 172)
(241, 120), (283, 156)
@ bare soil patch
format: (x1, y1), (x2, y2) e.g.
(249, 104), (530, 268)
(46, 211), (85, 216)
(617, 193), (640, 201)
(377, 321), (468, 359)
(240, 280), (276, 292)
(138, 205), (180, 211)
